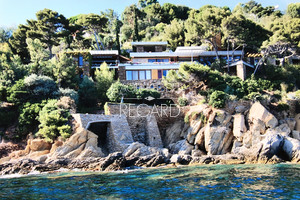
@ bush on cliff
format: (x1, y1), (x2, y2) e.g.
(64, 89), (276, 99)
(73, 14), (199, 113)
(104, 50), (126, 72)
(36, 99), (71, 142)
(78, 76), (97, 108)
(59, 88), (79, 104)
(94, 62), (115, 103)
(136, 89), (161, 99)
(107, 81), (161, 103)
(208, 90), (227, 108)
(7, 79), (29, 105)
(7, 74), (59, 105)
(106, 80), (136, 102)
(24, 74), (59, 101)
(178, 97), (188, 107)
(18, 101), (48, 134)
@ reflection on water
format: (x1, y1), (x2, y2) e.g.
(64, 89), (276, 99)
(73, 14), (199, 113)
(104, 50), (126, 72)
(0, 164), (299, 199)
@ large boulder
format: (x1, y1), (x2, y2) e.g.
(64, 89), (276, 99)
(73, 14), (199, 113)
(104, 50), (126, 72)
(123, 142), (170, 159)
(274, 123), (291, 137)
(169, 140), (194, 155)
(249, 102), (278, 128)
(186, 120), (203, 144)
(231, 131), (284, 163)
(29, 139), (52, 152)
(284, 118), (296, 131)
(292, 131), (300, 140)
(204, 125), (233, 155)
(282, 136), (300, 162)
(51, 128), (105, 159)
(231, 140), (242, 154)
(164, 120), (184, 146)
(194, 126), (205, 149)
(208, 110), (232, 127)
(233, 114), (247, 141)
(258, 133), (284, 161)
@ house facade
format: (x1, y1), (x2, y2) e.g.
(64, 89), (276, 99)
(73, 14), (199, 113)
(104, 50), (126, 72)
(118, 42), (243, 81)
(72, 41), (247, 82)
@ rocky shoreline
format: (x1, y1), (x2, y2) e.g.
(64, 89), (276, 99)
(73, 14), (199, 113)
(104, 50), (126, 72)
(0, 101), (300, 176)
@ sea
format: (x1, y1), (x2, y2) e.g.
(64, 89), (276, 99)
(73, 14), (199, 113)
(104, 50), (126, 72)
(0, 164), (299, 199)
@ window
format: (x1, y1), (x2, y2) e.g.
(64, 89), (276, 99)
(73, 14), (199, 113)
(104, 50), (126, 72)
(148, 59), (169, 63)
(126, 70), (152, 80)
(132, 71), (139, 80)
(78, 55), (83, 66)
(139, 71), (146, 80)
(146, 70), (151, 79)
(158, 70), (162, 79)
(126, 71), (133, 80)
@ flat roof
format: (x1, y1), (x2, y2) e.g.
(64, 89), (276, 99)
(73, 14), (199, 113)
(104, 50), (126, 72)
(176, 46), (207, 52)
(229, 60), (254, 68)
(130, 50), (243, 58)
(131, 41), (168, 46)
(90, 50), (119, 55)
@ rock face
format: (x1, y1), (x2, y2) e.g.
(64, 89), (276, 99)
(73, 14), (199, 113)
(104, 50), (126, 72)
(123, 142), (169, 158)
(51, 128), (105, 159)
(249, 102), (278, 128)
(204, 110), (233, 155)
(1, 100), (300, 175)
(282, 137), (300, 162)
(233, 114), (246, 141)
(29, 139), (52, 152)
(258, 133), (285, 161)
(205, 126), (233, 155)
(296, 114), (300, 132)
(164, 121), (184, 146)
(169, 140), (194, 155)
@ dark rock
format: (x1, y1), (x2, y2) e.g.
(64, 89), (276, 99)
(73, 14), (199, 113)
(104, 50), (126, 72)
(98, 152), (123, 170)
(146, 155), (165, 167)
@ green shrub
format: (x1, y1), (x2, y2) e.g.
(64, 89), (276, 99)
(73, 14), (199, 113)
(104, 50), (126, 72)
(199, 90), (208, 96)
(209, 90), (227, 108)
(106, 80), (136, 102)
(37, 99), (71, 142)
(59, 88), (79, 104)
(136, 89), (161, 99)
(18, 101), (47, 134)
(94, 62), (115, 103)
(78, 76), (97, 107)
(184, 114), (190, 124)
(24, 74), (59, 101)
(178, 97), (188, 107)
(7, 79), (29, 105)
(276, 102), (290, 112)
(246, 92), (263, 101)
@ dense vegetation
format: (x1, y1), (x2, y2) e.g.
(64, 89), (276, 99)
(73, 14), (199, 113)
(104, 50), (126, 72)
(0, 0), (299, 141)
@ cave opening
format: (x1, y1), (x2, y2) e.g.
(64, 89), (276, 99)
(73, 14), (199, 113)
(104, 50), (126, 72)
(87, 122), (110, 155)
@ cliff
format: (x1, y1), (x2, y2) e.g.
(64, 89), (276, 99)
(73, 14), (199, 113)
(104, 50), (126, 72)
(0, 101), (299, 175)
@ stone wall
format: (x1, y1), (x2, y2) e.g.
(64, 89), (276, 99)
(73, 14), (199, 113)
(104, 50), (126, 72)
(105, 103), (184, 148)
(72, 114), (133, 152)
(118, 66), (126, 80)
(146, 115), (163, 148)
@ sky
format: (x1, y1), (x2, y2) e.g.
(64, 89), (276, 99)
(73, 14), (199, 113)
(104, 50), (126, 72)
(0, 0), (298, 28)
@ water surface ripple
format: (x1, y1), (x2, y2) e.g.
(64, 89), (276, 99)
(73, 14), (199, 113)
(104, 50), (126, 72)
(0, 164), (299, 199)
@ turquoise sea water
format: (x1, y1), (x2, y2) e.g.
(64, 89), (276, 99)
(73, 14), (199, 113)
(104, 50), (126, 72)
(0, 164), (299, 200)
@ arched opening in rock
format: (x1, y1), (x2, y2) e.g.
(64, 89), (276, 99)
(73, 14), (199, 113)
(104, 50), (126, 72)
(87, 121), (110, 155)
